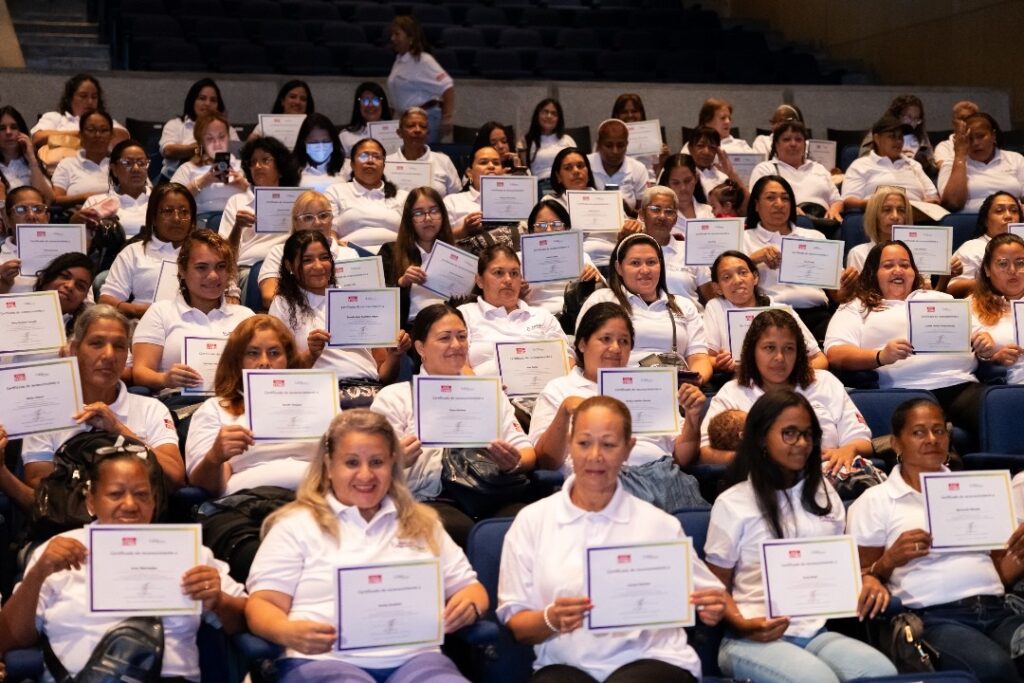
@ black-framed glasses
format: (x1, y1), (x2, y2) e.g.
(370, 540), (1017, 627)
(780, 427), (814, 445)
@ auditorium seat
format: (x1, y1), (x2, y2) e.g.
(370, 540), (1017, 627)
(149, 41), (208, 72)
(534, 48), (592, 81)
(284, 0), (342, 21)
(433, 48), (470, 78)
(556, 27), (600, 50)
(408, 3), (452, 26)
(256, 20), (310, 48)
(176, 0), (227, 16)
(351, 2), (395, 23)
(314, 20), (369, 46)
(215, 43), (273, 73)
(223, 0), (283, 20)
(597, 50), (655, 82)
(464, 6), (508, 28)
(345, 46), (394, 76)
(276, 44), (336, 75)
(474, 49), (533, 80)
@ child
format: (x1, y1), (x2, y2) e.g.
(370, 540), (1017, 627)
(708, 180), (744, 218)
(707, 409), (745, 452)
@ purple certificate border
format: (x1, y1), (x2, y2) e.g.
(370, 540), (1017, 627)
(760, 537), (859, 620)
(519, 230), (583, 284)
(922, 471), (1014, 550)
(480, 175), (536, 222)
(905, 299), (971, 354)
(252, 187), (303, 234)
(418, 242), (477, 299)
(324, 288), (399, 348)
(181, 336), (223, 396)
(414, 376), (499, 447)
(1013, 301), (1024, 346)
(776, 236), (843, 288)
(683, 219), (741, 267)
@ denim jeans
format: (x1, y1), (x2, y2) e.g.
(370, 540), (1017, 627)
(920, 595), (1024, 683)
(277, 652), (468, 683)
(719, 629), (897, 683)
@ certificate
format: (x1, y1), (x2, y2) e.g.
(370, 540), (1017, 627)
(335, 560), (442, 651)
(923, 470), (1016, 551)
(726, 152), (765, 186)
(598, 368), (679, 435)
(413, 375), (501, 447)
(726, 306), (780, 360)
(519, 230), (584, 283)
(585, 539), (693, 631)
(778, 237), (843, 289)
(387, 159), (433, 192)
(421, 241), (478, 298)
(257, 114), (305, 149)
(0, 291), (66, 354)
(366, 120), (402, 155)
(761, 536), (861, 619)
(683, 218), (743, 266)
(495, 340), (570, 397)
(0, 357), (82, 438)
(1014, 301), (1024, 346)
(566, 190), (623, 234)
(153, 260), (180, 303)
(243, 369), (338, 441)
(16, 224), (87, 276)
(1009, 223), (1024, 239)
(906, 299), (971, 353)
(891, 225), (953, 275)
(181, 336), (227, 396)
(335, 256), (385, 288)
(88, 524), (202, 617)
(326, 288), (399, 348)
(625, 119), (663, 157)
(806, 139), (837, 170)
(480, 175), (537, 221)
(254, 186), (304, 233)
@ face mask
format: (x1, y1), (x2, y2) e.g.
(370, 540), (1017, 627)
(306, 142), (332, 164)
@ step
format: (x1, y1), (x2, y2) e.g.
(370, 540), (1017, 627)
(14, 19), (100, 35)
(20, 42), (110, 60)
(18, 31), (105, 46)
(24, 54), (110, 70)
(7, 0), (90, 21)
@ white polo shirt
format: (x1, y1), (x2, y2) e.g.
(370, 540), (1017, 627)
(31, 111), (126, 135)
(170, 157), (245, 214)
(389, 146), (461, 197)
(443, 187), (479, 232)
(218, 190), (289, 267)
(697, 165), (730, 198)
(848, 465), (1004, 609)
(249, 494), (476, 669)
(702, 296), (820, 359)
(681, 135), (753, 156)
(673, 201), (716, 233)
(577, 288), (708, 367)
(257, 239), (362, 284)
(21, 381), (178, 465)
(339, 125), (368, 156)
(83, 188), (150, 236)
(934, 136), (955, 167)
(158, 117), (239, 177)
(299, 162), (349, 193)
(387, 52), (454, 114)
(99, 236), (180, 304)
(527, 133), (576, 180)
(846, 240), (875, 271)
(841, 151), (938, 202)
(950, 234), (991, 284)
(751, 134), (772, 159)
(937, 149), (1024, 212)
(661, 237), (711, 308)
(699, 371), (871, 450)
(749, 159), (840, 210)
(969, 296), (1024, 384)
(26, 527), (244, 680)
(742, 224), (830, 308)
(549, 190), (616, 267)
(824, 290), (977, 390)
(0, 156), (32, 189)
(586, 152), (650, 209)
(324, 181), (408, 253)
(51, 151), (110, 196)
(458, 298), (570, 377)
(0, 237), (38, 292)
(519, 247), (597, 315)
(705, 477), (845, 638)
(497, 478), (722, 681)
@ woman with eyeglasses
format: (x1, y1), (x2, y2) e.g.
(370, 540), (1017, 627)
(968, 233), (1024, 384)
(159, 78), (238, 181)
(51, 110), (116, 210)
(70, 138), (150, 236)
(339, 82), (393, 156)
(946, 192), (1023, 298)
(293, 113), (349, 193)
(519, 198), (600, 316)
(0, 105), (54, 201)
(324, 138), (408, 253)
(0, 186), (57, 294)
(443, 145), (507, 238)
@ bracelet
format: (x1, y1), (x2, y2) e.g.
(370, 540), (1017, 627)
(542, 603), (558, 633)
(875, 350), (883, 368)
(861, 561), (877, 577)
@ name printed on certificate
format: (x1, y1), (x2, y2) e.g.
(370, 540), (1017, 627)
(906, 299), (971, 353)
(413, 375), (501, 448)
(683, 218), (743, 266)
(335, 256), (385, 288)
(777, 237), (843, 289)
(761, 536), (861, 619)
(257, 114), (306, 150)
(181, 337), (227, 396)
(336, 560), (443, 651)
(326, 288), (399, 348)
(387, 160), (433, 193)
(585, 539), (693, 631)
(0, 357), (82, 438)
(519, 230), (584, 284)
(254, 187), (305, 233)
(152, 260), (180, 303)
(367, 120), (402, 155)
(891, 225), (953, 275)
(922, 471), (1016, 552)
(480, 175), (538, 222)
(598, 368), (679, 435)
(88, 524), (202, 617)
(244, 369), (338, 441)
(16, 224), (87, 276)
(1014, 301), (1024, 346)
(806, 140), (837, 170)
(625, 119), (663, 157)
(421, 241), (478, 298)
(0, 291), (66, 354)
(566, 190), (623, 233)
(495, 340), (570, 397)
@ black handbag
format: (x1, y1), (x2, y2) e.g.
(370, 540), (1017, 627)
(440, 447), (530, 519)
(42, 616), (165, 683)
(887, 611), (939, 673)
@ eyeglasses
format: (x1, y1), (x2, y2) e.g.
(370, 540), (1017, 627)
(83, 127), (112, 135)
(12, 204), (48, 216)
(159, 207), (192, 219)
(779, 427), (814, 445)
(356, 151), (383, 163)
(117, 158), (150, 169)
(532, 220), (565, 231)
(411, 207), (442, 222)
(248, 156), (276, 168)
(646, 205), (678, 218)
(993, 258), (1024, 272)
(359, 96), (382, 107)
(95, 444), (148, 457)
(297, 210), (333, 225)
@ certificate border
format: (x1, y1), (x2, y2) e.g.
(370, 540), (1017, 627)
(253, 186), (305, 234)
(153, 259), (180, 303)
(419, 241), (478, 299)
(335, 559), (443, 652)
(906, 299), (972, 354)
(806, 140), (837, 170)
(891, 225), (953, 275)
(325, 287), (400, 348)
(243, 369), (339, 441)
(922, 470), (1015, 551)
(683, 218), (743, 266)
(726, 153), (766, 185)
(480, 175), (538, 222)
(760, 535), (861, 620)
(180, 335), (226, 396)
(366, 119), (402, 154)
(584, 539), (694, 631)
(413, 375), (502, 447)
(519, 230), (585, 284)
(597, 367), (680, 435)
(0, 356), (83, 438)
(1013, 300), (1024, 346)
(16, 224), (87, 276)
(776, 236), (844, 289)
(565, 190), (623, 233)
(725, 306), (773, 361)
(0, 290), (66, 354)
(494, 339), (570, 397)
(87, 523), (202, 616)
(624, 118), (663, 157)
(335, 255), (385, 288)
(1008, 223), (1024, 239)
(387, 159), (433, 193)
(257, 113), (306, 149)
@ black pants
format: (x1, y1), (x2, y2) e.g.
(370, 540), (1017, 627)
(531, 660), (696, 683)
(426, 499), (527, 549)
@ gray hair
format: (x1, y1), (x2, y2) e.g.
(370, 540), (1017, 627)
(72, 303), (130, 343)
(400, 107), (430, 126)
(640, 184), (678, 212)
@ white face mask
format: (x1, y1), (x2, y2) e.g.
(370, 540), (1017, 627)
(306, 142), (332, 165)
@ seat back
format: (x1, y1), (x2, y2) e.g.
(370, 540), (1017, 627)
(674, 508), (711, 559)
(848, 389), (936, 437)
(564, 125), (591, 153)
(980, 385), (1024, 453)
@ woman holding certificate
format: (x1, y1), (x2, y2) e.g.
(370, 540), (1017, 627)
(946, 191), (1023, 298)
(968, 233), (1024, 384)
(33, 251), (95, 336)
(705, 390), (897, 683)
(499, 395), (729, 683)
(0, 446), (247, 679)
(246, 409), (487, 682)
(339, 82), (393, 156)
(158, 78), (238, 181)
(442, 145), (506, 237)
(71, 138), (151, 237)
(170, 111), (249, 228)
(849, 398), (1024, 683)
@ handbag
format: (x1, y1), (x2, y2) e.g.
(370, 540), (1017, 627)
(887, 611), (939, 673)
(42, 616), (164, 683)
(455, 222), (521, 256)
(440, 447), (530, 519)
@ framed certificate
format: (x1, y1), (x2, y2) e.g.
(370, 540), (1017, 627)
(325, 288), (400, 348)
(16, 224), (87, 276)
(585, 539), (693, 631)
(0, 291), (66, 354)
(566, 190), (622, 233)
(761, 536), (861, 619)
(519, 230), (584, 284)
(335, 559), (443, 651)
(777, 237), (843, 289)
(254, 186), (304, 233)
(1008, 223), (1024, 239)
(387, 159), (433, 192)
(335, 256), (385, 288)
(683, 218), (743, 266)
(366, 120), (402, 155)
(495, 340), (570, 397)
(181, 336), (227, 396)
(0, 357), (82, 438)
(1014, 300), (1024, 346)
(726, 306), (775, 360)
(257, 114), (306, 149)
(922, 471), (1016, 552)
(480, 175), (538, 222)
(891, 225), (953, 275)
(420, 241), (478, 298)
(152, 260), (180, 303)
(726, 152), (765, 186)
(624, 119), (663, 157)
(906, 299), (971, 353)
(413, 375), (502, 447)
(806, 140), (837, 170)
(88, 524), (202, 617)
(598, 368), (679, 435)
(243, 369), (338, 441)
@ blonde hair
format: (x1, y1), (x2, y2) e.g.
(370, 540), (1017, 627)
(262, 409), (440, 553)
(290, 190), (332, 229)
(864, 186), (911, 244)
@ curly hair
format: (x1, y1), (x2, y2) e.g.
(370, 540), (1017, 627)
(850, 240), (922, 314)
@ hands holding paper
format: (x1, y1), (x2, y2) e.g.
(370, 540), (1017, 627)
(398, 265), (428, 288)
(878, 339), (914, 366)
(210, 425), (256, 463)
(0, 259), (21, 291)
(545, 595), (593, 635)
(751, 245), (781, 270)
(76, 402), (134, 436)
(163, 363), (204, 390)
(690, 588), (729, 626)
(181, 564), (223, 610)
(399, 434), (424, 468)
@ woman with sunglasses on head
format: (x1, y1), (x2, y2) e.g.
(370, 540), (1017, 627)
(159, 78), (238, 180)
(340, 82), (392, 155)
(71, 138), (151, 237)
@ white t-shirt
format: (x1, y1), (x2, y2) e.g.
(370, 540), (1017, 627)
(0, 156), (32, 189)
(217, 190), (289, 267)
(950, 234), (991, 284)
(751, 134), (772, 159)
(527, 133), (576, 180)
(0, 236), (38, 292)
(934, 136), (955, 168)
(742, 224), (830, 308)
(841, 151), (938, 202)
(339, 125), (368, 156)
(587, 152), (650, 209)
(387, 51), (454, 114)
(82, 188), (150, 236)
(749, 158), (840, 210)
(158, 116), (239, 176)
(661, 237), (711, 308)
(443, 187), (479, 232)
(702, 296), (821, 359)
(697, 165), (730, 198)
(519, 247), (597, 315)
(31, 111), (126, 136)
(388, 146), (461, 197)
(323, 181), (408, 253)
(458, 298), (570, 377)
(51, 151), (110, 196)
(969, 295), (1024, 384)
(169, 157), (245, 214)
(846, 240), (875, 271)
(99, 237), (179, 304)
(937, 149), (1024, 212)
(299, 162), (349, 193)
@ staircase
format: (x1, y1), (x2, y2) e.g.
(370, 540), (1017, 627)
(8, 0), (109, 71)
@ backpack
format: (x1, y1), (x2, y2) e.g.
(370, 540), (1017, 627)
(197, 485), (295, 583)
(43, 617), (164, 683)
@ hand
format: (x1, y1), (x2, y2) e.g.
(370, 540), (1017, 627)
(181, 565), (222, 610)
(711, 349), (736, 372)
(34, 536), (88, 577)
(880, 529), (932, 572)
(717, 148), (737, 178)
(0, 423), (7, 457)
(0, 259), (21, 286)
(857, 574), (890, 620)
(879, 338), (914, 365)
(579, 264), (601, 282)
(462, 211), (484, 235)
(75, 402), (127, 434)
(211, 425), (255, 464)
(233, 209), (256, 232)
(519, 281), (531, 299)
(283, 620), (338, 655)
(952, 121), (969, 159)
(163, 363), (204, 389)
(737, 615), (789, 642)
(677, 382), (706, 417)
(545, 596), (592, 634)
(227, 170), (249, 190)
(992, 343), (1023, 366)
(559, 395), (587, 419)
(399, 434), (423, 467)
(691, 588), (728, 626)
(839, 265), (859, 288)
(307, 329), (330, 360)
(751, 246), (781, 269)
(17, 131), (36, 160)
(949, 255), (963, 278)
(821, 445), (858, 478)
(389, 330), (412, 356)
(971, 331), (996, 360)
(1005, 523), (1024, 564)
(825, 204), (844, 222)
(398, 265), (427, 287)
(486, 440), (522, 473)
(443, 594), (480, 633)
(616, 218), (644, 242)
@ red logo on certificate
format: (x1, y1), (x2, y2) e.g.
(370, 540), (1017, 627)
(701, 225), (710, 231)
(369, 574), (382, 584)
(441, 384), (452, 393)
(927, 306), (935, 313)
(516, 347), (526, 354)
(207, 343), (218, 350)
(122, 537), (136, 546)
(948, 482), (960, 491)
(496, 181), (504, 188)
(798, 243), (807, 250)
(273, 379), (285, 387)
(13, 373), (25, 381)
(36, 230), (46, 237)
(617, 554), (631, 564)
(622, 377), (633, 385)
(746, 314), (754, 321)
(788, 549), (801, 558)
(348, 295), (359, 302)
(5, 301), (15, 308)
(909, 231), (918, 237)
(539, 240), (547, 246)
(449, 253), (459, 261)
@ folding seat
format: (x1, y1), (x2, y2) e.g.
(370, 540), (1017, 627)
(555, 27), (600, 49)
(432, 48), (470, 77)
(464, 6), (508, 28)
(596, 49), (655, 82)
(314, 20), (367, 45)
(215, 43), (273, 73)
(534, 48), (591, 81)
(345, 45), (395, 76)
(351, 2), (394, 23)
(497, 27), (541, 49)
(149, 40), (208, 71)
(284, 1), (341, 21)
(257, 20), (310, 48)
(473, 48), (532, 79)
(176, 0), (226, 16)
(276, 44), (337, 75)
(408, 3), (452, 25)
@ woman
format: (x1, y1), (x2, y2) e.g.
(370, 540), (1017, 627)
(339, 82), (393, 155)
(947, 191), (1023, 297)
(248, 80), (315, 140)
(842, 114), (940, 210)
(684, 98), (752, 155)
(939, 113), (1024, 213)
(969, 233), (1024, 384)
(577, 233), (712, 384)
(443, 145), (508, 238)
(548, 147), (615, 267)
(371, 304), (536, 544)
(185, 314), (317, 496)
(0, 447), (246, 679)
(845, 185), (913, 273)
(750, 104), (804, 158)
(657, 153), (714, 228)
(612, 92), (669, 177)
(520, 198), (601, 316)
(159, 77), (237, 180)
(748, 121), (843, 222)
(530, 303), (706, 510)
(33, 251), (95, 336)
(705, 390), (896, 683)
(703, 250), (827, 374)
(458, 245), (571, 377)
(73, 138), (150, 236)
(293, 112), (348, 192)
(521, 98), (576, 185)
(30, 74), (128, 167)
(391, 107), (461, 196)
(859, 94), (937, 173)
(324, 137), (409, 253)
(700, 309), (871, 470)
(51, 110), (114, 210)
(170, 111), (248, 228)
(688, 127), (749, 208)
(849, 398), (1024, 683)
(472, 121), (526, 173)
(388, 15), (455, 144)
(132, 231), (254, 396)
(246, 409), (486, 682)
(98, 183), (196, 319)
(500, 395), (728, 683)
(0, 186), (55, 294)
(0, 105), (54, 200)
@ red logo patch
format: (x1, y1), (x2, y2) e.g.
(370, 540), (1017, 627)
(206, 343), (217, 350)
(909, 231), (918, 237)
(798, 243), (807, 250)
(5, 301), (15, 308)
(449, 253), (459, 261)
(13, 373), (25, 381)
(369, 574), (382, 584)
(122, 537), (136, 546)
(36, 230), (46, 238)
(164, 418), (174, 429)
(622, 377), (633, 385)
(948, 482), (960, 491)
(926, 306), (935, 313)
(348, 295), (359, 302)
(516, 347), (526, 353)
(441, 384), (452, 393)
(617, 554), (631, 564)
(788, 549), (801, 558)
(538, 239), (547, 246)
(271, 192), (280, 199)
(273, 379), (285, 387)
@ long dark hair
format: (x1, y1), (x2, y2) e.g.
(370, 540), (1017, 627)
(744, 175), (798, 231)
(711, 250), (770, 306)
(472, 121), (513, 154)
(0, 105), (31, 163)
(573, 302), (634, 369)
(34, 251), (96, 333)
(737, 309), (814, 389)
(181, 78), (226, 121)
(240, 136), (301, 187)
(271, 80), (315, 115)
(411, 302), (465, 346)
(348, 138), (398, 198)
(549, 147), (595, 196)
(974, 190), (1021, 238)
(608, 233), (681, 317)
(345, 82), (392, 133)
(852, 240), (922, 313)
(59, 74), (105, 115)
(611, 93), (646, 120)
(391, 187), (453, 283)
(140, 183), (196, 245)
(277, 230), (335, 329)
(525, 98), (566, 165)
(657, 153), (708, 204)
(293, 113), (344, 176)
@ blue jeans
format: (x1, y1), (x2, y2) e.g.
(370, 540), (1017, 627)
(920, 596), (1024, 683)
(277, 652), (468, 683)
(719, 629), (897, 683)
